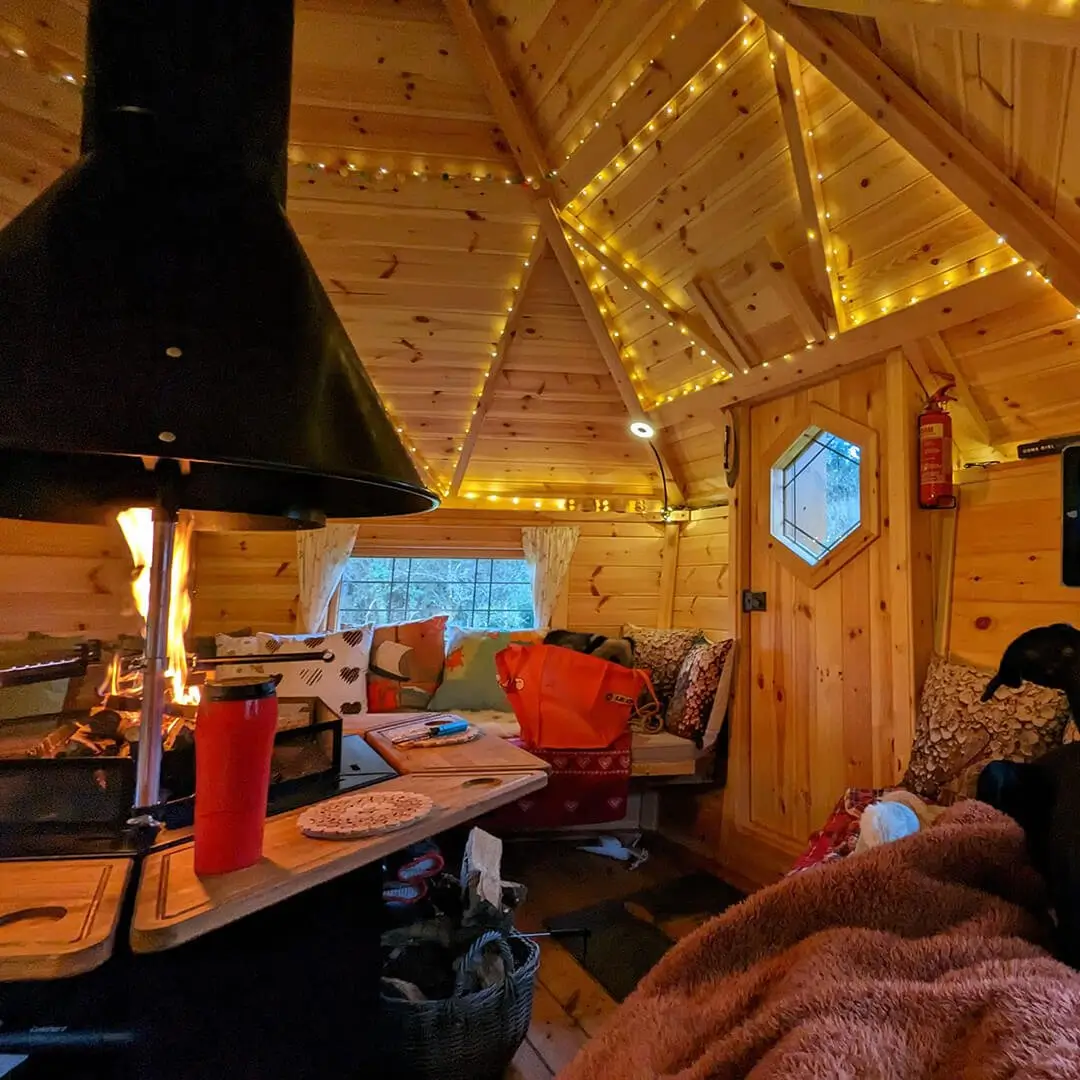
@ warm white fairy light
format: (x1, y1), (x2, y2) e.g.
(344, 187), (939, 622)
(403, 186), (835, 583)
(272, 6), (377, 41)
(564, 22), (761, 182)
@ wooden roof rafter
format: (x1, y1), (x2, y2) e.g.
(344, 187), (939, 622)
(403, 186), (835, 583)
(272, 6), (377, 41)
(790, 0), (1080, 48)
(553, 0), (753, 199)
(443, 0), (687, 505)
(449, 233), (549, 496)
(557, 214), (742, 376)
(538, 203), (688, 504)
(765, 28), (837, 337)
(750, 0), (1080, 312)
(901, 335), (1005, 465)
(683, 278), (759, 374)
(654, 261), (1045, 423)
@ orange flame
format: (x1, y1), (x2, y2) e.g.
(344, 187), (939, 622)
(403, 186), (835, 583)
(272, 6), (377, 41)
(117, 508), (200, 707)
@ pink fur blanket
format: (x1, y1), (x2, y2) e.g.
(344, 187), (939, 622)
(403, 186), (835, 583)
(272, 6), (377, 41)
(560, 803), (1080, 1078)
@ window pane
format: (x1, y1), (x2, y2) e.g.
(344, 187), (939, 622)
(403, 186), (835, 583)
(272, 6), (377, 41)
(341, 555), (534, 629)
(770, 427), (863, 568)
(492, 560), (531, 583)
(345, 557), (393, 582)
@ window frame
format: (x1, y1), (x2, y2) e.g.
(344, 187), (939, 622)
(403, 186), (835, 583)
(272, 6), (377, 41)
(331, 553), (535, 631)
(761, 403), (880, 589)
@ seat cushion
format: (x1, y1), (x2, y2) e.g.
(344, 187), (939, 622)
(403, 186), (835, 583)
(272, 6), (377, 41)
(428, 628), (543, 712)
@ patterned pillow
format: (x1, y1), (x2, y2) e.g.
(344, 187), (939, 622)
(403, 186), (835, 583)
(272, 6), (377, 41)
(428, 627), (543, 712)
(665, 639), (734, 743)
(622, 625), (704, 708)
(367, 615), (448, 712)
(902, 654), (1072, 802)
(214, 627), (374, 716)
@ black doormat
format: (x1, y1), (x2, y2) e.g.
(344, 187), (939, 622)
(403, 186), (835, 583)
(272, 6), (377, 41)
(543, 871), (744, 1002)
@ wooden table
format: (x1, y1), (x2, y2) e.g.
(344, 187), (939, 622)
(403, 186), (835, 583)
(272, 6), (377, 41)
(0, 857), (132, 981)
(131, 769), (547, 953)
(367, 722), (551, 775)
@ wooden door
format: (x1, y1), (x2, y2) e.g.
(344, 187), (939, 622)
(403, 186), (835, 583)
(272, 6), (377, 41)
(742, 360), (930, 853)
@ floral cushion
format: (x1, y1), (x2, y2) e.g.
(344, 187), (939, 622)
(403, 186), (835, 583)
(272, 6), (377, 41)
(665, 639), (734, 744)
(214, 627), (374, 716)
(622, 625), (704, 708)
(367, 615), (448, 712)
(428, 627), (543, 712)
(902, 654), (1072, 803)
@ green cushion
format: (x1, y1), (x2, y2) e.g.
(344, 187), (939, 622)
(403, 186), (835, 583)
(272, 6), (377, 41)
(428, 628), (542, 712)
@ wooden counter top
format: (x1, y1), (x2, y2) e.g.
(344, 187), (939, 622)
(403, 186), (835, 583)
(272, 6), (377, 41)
(366, 723), (550, 775)
(0, 857), (132, 981)
(131, 769), (546, 954)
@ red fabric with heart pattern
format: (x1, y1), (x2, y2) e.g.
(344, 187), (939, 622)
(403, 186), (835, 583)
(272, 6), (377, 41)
(481, 734), (633, 829)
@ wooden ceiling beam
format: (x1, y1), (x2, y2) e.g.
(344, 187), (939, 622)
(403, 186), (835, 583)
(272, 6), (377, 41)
(442, 0), (684, 504)
(537, 203), (686, 504)
(684, 278), (758, 373)
(901, 335), (1005, 465)
(442, 0), (563, 202)
(449, 235), (548, 496)
(763, 235), (828, 343)
(655, 262), (1041, 424)
(750, 0), (1080, 311)
(558, 213), (741, 376)
(791, 0), (1080, 48)
(766, 30), (836, 336)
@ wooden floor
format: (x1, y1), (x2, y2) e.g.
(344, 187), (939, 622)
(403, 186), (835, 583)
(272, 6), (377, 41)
(498, 839), (714, 1078)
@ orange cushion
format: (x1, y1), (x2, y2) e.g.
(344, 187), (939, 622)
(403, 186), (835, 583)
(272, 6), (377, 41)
(366, 615), (449, 713)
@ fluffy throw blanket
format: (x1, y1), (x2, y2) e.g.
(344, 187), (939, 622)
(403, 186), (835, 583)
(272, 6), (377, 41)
(560, 803), (1080, 1078)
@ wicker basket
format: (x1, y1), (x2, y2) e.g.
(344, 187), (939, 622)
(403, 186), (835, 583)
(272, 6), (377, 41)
(378, 930), (540, 1080)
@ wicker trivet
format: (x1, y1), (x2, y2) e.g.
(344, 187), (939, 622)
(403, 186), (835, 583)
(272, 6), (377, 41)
(297, 791), (434, 840)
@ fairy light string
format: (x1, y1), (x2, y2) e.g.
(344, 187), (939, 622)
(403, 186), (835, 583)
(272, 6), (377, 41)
(0, 23), (1040, 432)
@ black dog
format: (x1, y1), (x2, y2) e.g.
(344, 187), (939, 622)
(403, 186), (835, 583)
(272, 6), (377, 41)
(542, 629), (634, 668)
(981, 622), (1080, 714)
(978, 623), (1080, 966)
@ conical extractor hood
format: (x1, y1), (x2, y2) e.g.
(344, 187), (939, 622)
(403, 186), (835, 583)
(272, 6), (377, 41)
(0, 0), (438, 527)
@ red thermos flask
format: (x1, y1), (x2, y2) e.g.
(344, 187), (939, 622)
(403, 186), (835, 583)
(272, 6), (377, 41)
(194, 677), (278, 876)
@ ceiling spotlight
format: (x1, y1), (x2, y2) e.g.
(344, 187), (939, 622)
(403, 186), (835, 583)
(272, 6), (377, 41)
(629, 420), (655, 439)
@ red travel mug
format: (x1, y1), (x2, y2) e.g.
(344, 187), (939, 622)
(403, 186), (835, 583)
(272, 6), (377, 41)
(194, 677), (278, 876)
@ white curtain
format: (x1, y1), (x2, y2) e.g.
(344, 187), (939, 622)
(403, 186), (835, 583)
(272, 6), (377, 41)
(521, 526), (579, 630)
(296, 523), (359, 634)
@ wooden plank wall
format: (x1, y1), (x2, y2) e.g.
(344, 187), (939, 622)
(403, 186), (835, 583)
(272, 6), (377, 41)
(949, 457), (1080, 670)
(0, 519), (140, 640)
(672, 507), (732, 641)
(190, 508), (673, 638)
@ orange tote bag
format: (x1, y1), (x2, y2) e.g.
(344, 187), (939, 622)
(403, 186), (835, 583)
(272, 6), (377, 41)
(495, 643), (658, 749)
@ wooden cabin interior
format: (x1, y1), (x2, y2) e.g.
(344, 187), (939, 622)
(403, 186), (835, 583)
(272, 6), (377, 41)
(5, 0), (1080, 1076)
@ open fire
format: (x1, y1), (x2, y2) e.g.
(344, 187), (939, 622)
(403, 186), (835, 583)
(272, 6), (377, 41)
(115, 507), (199, 708)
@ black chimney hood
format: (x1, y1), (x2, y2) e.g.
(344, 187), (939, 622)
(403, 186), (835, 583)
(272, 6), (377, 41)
(0, 1), (438, 528)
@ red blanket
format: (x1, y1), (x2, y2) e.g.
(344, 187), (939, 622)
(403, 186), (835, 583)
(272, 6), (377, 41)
(560, 802), (1080, 1078)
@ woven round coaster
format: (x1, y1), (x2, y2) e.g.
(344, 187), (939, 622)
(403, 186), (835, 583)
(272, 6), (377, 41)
(391, 722), (482, 749)
(297, 791), (434, 840)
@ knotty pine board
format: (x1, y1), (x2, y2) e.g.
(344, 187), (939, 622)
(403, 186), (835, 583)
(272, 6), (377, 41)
(949, 457), (1080, 671)
(671, 507), (732, 642)
(0, 518), (141, 639)
(190, 509), (671, 638)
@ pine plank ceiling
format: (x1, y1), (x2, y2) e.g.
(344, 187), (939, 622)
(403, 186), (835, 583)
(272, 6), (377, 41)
(1, 0), (1079, 506)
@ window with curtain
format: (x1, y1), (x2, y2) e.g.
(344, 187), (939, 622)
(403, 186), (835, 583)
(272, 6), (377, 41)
(337, 556), (534, 630)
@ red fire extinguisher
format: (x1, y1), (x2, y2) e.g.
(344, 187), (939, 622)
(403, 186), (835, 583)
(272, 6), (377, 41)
(918, 383), (957, 509)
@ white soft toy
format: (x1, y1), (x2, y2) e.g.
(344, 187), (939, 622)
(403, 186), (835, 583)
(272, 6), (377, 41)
(855, 801), (922, 854)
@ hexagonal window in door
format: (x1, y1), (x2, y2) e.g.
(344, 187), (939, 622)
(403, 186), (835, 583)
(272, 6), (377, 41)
(765, 404), (880, 588)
